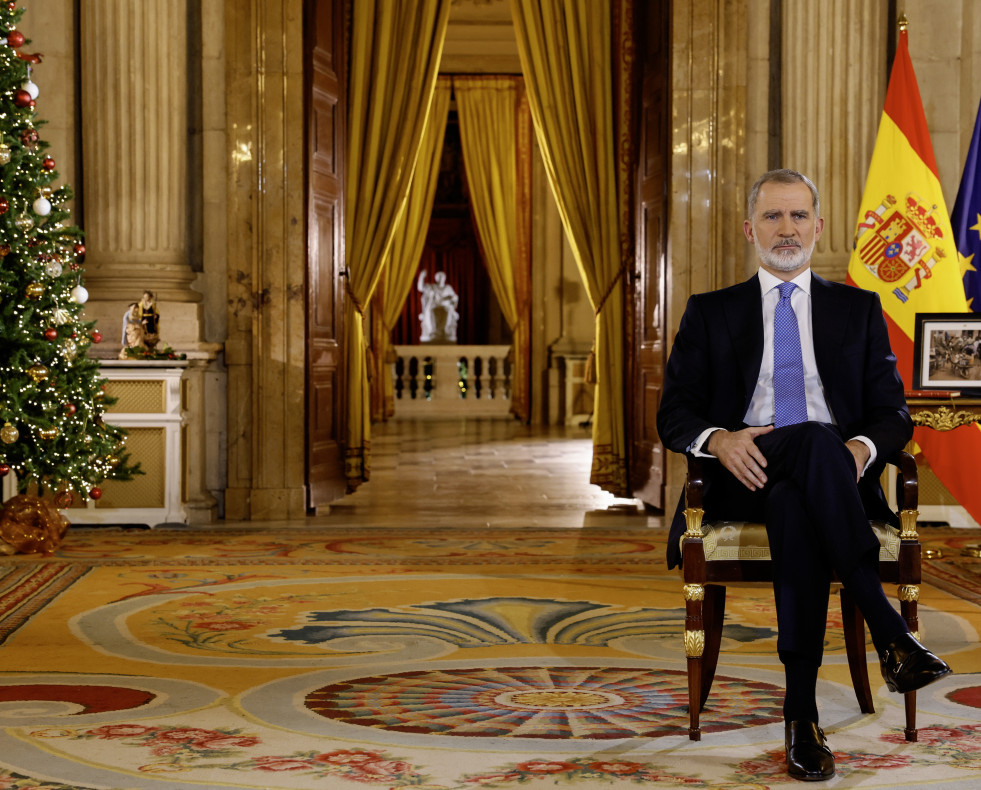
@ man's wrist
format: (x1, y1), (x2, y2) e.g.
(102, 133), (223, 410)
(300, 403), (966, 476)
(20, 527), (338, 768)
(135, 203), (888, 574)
(848, 435), (876, 476)
(689, 427), (723, 457)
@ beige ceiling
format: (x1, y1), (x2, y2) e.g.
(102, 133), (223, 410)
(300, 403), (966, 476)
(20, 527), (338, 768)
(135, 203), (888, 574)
(443, 0), (521, 74)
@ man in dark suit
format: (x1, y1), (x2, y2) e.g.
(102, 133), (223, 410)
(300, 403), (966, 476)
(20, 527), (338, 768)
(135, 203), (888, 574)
(657, 169), (951, 781)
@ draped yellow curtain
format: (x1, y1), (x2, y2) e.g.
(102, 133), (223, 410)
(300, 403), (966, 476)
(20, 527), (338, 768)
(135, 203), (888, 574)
(374, 77), (452, 420)
(345, 0), (450, 486)
(453, 76), (530, 421)
(510, 0), (629, 495)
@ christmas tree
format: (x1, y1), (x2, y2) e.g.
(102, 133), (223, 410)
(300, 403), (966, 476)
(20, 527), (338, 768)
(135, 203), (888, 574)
(0, 3), (137, 521)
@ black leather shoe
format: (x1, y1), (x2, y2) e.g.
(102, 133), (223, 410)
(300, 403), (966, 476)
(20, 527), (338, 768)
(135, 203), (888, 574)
(879, 633), (952, 694)
(785, 720), (835, 781)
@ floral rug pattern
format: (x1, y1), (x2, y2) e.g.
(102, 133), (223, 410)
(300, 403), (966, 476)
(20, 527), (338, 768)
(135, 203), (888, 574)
(0, 526), (978, 788)
(10, 722), (981, 789)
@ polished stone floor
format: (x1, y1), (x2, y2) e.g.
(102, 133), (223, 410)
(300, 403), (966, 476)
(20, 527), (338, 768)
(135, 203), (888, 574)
(299, 419), (660, 530)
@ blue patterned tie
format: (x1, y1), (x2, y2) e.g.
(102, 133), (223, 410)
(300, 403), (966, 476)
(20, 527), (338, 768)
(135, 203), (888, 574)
(773, 282), (808, 428)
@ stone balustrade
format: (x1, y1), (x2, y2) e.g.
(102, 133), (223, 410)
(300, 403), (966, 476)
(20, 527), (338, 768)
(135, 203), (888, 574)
(392, 345), (512, 418)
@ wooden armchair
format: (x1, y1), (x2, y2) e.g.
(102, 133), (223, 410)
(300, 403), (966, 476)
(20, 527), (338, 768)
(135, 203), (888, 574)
(680, 450), (922, 742)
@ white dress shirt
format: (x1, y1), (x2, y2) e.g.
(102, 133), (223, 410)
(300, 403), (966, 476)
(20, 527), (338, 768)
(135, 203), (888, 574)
(746, 268), (832, 426)
(689, 268), (876, 475)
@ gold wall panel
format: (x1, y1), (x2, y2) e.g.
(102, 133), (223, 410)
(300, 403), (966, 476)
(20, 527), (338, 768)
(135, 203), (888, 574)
(96, 427), (167, 509)
(104, 380), (167, 414)
(918, 463), (962, 508)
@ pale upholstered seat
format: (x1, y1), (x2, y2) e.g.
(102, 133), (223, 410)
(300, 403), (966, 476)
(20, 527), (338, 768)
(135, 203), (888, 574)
(692, 520), (901, 564)
(680, 451), (922, 742)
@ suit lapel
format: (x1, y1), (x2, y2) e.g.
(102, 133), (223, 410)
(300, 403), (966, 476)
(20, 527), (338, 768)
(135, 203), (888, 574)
(811, 274), (850, 402)
(723, 277), (765, 410)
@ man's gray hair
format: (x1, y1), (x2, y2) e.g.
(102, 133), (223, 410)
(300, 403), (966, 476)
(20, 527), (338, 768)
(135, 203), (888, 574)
(747, 169), (820, 218)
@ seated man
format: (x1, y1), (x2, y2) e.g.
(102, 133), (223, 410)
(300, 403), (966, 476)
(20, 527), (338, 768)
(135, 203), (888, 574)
(657, 169), (951, 781)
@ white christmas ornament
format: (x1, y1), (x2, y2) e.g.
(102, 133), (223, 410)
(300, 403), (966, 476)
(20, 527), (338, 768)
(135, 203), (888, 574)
(33, 196), (51, 216)
(71, 284), (89, 304)
(23, 80), (38, 100)
(52, 307), (71, 325)
(44, 259), (63, 278)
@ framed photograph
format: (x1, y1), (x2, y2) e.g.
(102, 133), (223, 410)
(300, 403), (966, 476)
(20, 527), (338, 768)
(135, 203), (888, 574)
(912, 312), (981, 393)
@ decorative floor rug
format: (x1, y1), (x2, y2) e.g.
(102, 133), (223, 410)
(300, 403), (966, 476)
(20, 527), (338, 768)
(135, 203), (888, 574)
(0, 526), (978, 789)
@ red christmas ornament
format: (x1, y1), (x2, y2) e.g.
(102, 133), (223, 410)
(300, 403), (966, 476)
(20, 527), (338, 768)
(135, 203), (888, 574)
(65, 402), (76, 415)
(74, 242), (86, 258)
(28, 99), (35, 109)
(6, 30), (24, 48)
(44, 327), (58, 340)
(91, 330), (102, 343)
(42, 156), (55, 171)
(20, 128), (37, 147)
(89, 486), (102, 500)
(13, 89), (31, 107)
(0, 464), (9, 477)
(0, 197), (8, 214)
(6, 3), (14, 11)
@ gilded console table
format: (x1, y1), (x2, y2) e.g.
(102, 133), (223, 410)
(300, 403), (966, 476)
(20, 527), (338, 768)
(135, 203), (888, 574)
(907, 396), (981, 431)
(900, 396), (981, 526)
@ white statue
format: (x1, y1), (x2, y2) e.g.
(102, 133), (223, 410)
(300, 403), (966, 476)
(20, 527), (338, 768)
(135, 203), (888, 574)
(418, 270), (459, 344)
(119, 302), (143, 358)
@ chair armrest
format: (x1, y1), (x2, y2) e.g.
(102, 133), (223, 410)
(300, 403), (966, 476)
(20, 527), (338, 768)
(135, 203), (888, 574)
(688, 449), (918, 512)
(885, 450), (918, 512)
(685, 455), (705, 510)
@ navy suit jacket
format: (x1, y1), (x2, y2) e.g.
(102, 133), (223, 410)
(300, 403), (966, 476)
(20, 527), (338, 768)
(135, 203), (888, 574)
(656, 272), (913, 569)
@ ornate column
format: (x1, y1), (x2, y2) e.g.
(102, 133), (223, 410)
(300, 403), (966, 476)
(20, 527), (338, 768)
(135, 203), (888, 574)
(78, 0), (203, 348)
(76, 2), (222, 525)
(782, 2), (888, 282)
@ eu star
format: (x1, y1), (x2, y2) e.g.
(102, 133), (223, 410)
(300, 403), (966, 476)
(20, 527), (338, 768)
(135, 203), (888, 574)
(960, 251), (976, 278)
(971, 212), (981, 240)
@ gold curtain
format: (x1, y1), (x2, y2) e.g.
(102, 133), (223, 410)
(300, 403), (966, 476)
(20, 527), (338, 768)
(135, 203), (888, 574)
(510, 0), (629, 495)
(453, 76), (530, 421)
(373, 77), (453, 420)
(345, 0), (451, 486)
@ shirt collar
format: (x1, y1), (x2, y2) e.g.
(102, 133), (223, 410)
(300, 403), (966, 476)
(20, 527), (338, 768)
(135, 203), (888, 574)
(757, 266), (812, 296)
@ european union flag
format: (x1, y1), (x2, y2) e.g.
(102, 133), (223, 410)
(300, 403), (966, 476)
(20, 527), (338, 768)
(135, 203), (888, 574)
(952, 96), (981, 311)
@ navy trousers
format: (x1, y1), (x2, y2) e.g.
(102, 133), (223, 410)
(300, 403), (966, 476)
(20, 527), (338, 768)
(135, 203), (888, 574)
(702, 422), (897, 662)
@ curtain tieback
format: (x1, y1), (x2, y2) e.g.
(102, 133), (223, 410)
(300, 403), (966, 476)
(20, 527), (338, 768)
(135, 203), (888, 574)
(345, 281), (366, 319)
(584, 258), (630, 385)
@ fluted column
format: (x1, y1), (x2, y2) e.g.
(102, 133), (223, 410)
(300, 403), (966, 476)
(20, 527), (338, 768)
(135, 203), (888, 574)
(79, 0), (202, 348)
(782, 1), (888, 282)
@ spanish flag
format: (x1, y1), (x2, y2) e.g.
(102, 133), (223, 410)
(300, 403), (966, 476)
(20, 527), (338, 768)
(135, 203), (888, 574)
(847, 20), (981, 526)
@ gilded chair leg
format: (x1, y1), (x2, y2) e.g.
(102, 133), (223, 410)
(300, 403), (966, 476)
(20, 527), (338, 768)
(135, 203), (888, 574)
(686, 655), (702, 741)
(700, 585), (726, 711)
(684, 583), (706, 741)
(899, 583), (920, 742)
(904, 691), (918, 742)
(839, 588), (874, 714)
